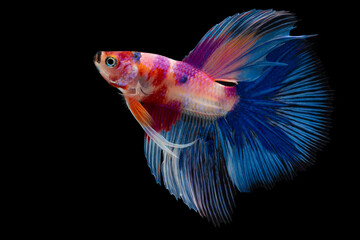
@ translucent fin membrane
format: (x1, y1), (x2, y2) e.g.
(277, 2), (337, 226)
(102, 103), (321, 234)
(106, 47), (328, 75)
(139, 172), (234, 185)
(125, 97), (196, 158)
(183, 10), (302, 83)
(144, 113), (236, 226)
(221, 39), (331, 191)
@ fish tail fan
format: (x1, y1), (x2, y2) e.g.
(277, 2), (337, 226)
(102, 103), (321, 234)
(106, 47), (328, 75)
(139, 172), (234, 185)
(219, 38), (331, 192)
(183, 9), (331, 191)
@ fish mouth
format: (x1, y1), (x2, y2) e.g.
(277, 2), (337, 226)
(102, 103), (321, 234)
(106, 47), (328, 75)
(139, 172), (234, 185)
(94, 51), (102, 64)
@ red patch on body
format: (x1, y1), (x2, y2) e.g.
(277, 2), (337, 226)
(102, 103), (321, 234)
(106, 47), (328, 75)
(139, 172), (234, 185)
(143, 101), (182, 132)
(224, 86), (237, 97)
(114, 51), (133, 60)
(142, 85), (168, 105)
(103, 51), (133, 62)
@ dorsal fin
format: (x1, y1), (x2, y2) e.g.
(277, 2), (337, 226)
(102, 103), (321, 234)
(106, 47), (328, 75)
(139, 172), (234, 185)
(182, 10), (302, 82)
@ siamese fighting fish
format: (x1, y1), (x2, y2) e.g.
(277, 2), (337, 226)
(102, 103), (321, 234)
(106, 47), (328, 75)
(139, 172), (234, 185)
(94, 9), (331, 226)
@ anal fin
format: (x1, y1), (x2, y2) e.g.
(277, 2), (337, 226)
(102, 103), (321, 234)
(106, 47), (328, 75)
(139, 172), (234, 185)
(125, 96), (196, 158)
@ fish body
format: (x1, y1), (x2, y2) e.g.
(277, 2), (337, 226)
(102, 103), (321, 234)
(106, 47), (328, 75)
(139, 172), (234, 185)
(96, 52), (238, 118)
(94, 10), (331, 225)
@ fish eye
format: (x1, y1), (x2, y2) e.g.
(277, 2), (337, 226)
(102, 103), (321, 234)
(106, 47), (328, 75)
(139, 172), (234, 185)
(105, 56), (117, 68)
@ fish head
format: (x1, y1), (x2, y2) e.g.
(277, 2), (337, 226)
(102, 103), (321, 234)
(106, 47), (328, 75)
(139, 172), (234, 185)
(94, 51), (139, 90)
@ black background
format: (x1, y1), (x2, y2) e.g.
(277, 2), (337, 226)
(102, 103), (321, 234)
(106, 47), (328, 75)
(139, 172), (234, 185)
(25, 1), (353, 238)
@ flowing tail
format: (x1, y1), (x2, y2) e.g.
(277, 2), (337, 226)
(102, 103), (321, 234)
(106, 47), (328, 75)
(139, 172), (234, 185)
(218, 39), (330, 192)
(183, 9), (331, 192)
(143, 10), (331, 225)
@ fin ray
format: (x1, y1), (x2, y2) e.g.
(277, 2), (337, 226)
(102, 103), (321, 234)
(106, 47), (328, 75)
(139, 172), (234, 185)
(125, 97), (195, 158)
(183, 10), (297, 82)
(144, 113), (236, 226)
(220, 39), (331, 191)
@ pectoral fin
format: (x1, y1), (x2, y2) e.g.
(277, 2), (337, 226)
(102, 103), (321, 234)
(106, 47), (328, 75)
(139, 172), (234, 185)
(125, 96), (153, 127)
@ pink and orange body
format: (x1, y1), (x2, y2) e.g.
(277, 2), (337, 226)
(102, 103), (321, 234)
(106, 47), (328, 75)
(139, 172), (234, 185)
(95, 51), (238, 132)
(137, 53), (238, 116)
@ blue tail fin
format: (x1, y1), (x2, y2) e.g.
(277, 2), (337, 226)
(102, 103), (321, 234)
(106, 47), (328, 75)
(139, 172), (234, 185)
(219, 39), (331, 192)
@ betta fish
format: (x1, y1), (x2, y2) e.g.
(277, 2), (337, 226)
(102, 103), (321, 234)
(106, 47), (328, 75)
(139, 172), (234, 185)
(94, 9), (330, 225)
